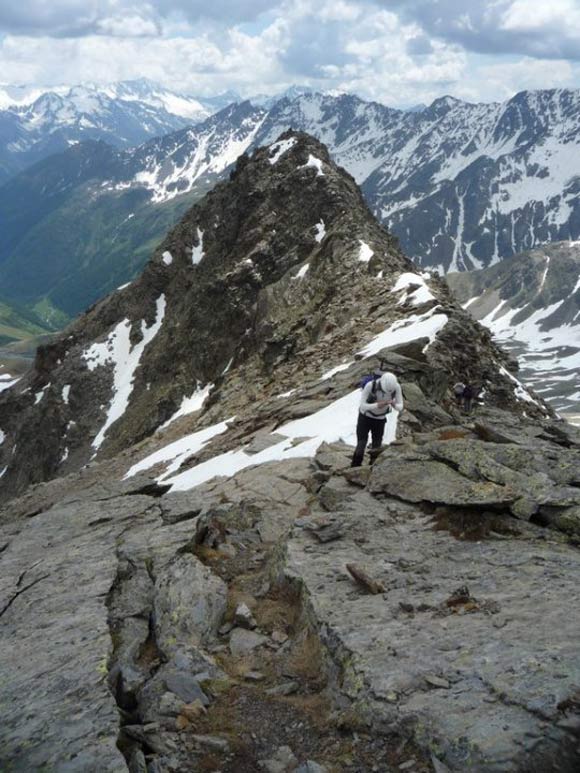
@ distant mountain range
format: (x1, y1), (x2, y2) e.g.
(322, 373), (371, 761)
(1, 87), (579, 321)
(448, 240), (580, 415)
(0, 79), (223, 184)
(0, 80), (319, 185)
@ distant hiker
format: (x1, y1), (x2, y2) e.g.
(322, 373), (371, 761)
(351, 372), (404, 467)
(453, 382), (466, 408)
(463, 382), (475, 413)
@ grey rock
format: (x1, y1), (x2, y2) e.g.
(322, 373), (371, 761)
(245, 670), (266, 682)
(246, 432), (287, 454)
(260, 745), (298, 773)
(192, 734), (231, 753)
(295, 762), (328, 773)
(282, 473), (580, 772)
(164, 673), (209, 706)
(154, 554), (227, 653)
(158, 691), (184, 717)
(266, 681), (299, 696)
(128, 747), (148, 773)
(370, 457), (515, 506)
(229, 628), (268, 656)
(234, 601), (257, 629)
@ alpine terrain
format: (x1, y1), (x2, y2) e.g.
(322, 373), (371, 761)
(2, 87), (579, 321)
(0, 78), (218, 185)
(1, 133), (580, 773)
(448, 240), (580, 416)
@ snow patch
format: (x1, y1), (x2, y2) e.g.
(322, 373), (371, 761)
(391, 273), (436, 306)
(358, 307), (448, 358)
(358, 241), (374, 263)
(301, 155), (325, 176)
(276, 388), (298, 398)
(293, 264), (309, 279)
(162, 251), (173, 266)
(191, 229), (204, 265)
(165, 390), (399, 492)
(34, 384), (50, 405)
(158, 383), (213, 431)
(0, 376), (20, 393)
(320, 362), (354, 381)
(62, 385), (71, 404)
(314, 220), (326, 243)
(125, 418), (232, 479)
(269, 137), (297, 164)
(83, 295), (166, 450)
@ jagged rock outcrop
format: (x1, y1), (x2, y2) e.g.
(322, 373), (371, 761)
(1, 133), (580, 772)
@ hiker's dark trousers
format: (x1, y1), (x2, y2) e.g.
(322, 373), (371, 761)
(351, 413), (386, 467)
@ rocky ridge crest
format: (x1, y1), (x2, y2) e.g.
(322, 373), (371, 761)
(0, 131), (526, 500)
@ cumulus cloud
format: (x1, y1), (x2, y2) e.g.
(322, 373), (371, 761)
(375, 0), (580, 61)
(0, 0), (578, 106)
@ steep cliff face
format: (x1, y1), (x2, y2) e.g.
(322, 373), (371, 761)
(448, 241), (580, 414)
(0, 131), (528, 499)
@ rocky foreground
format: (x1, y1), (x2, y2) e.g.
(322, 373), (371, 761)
(2, 365), (580, 772)
(1, 133), (580, 771)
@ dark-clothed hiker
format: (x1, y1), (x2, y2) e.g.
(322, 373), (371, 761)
(351, 372), (403, 467)
(463, 383), (475, 413)
(453, 382), (466, 408)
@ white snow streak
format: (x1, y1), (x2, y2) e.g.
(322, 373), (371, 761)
(314, 220), (326, 243)
(301, 155), (325, 176)
(165, 391), (398, 492)
(391, 273), (436, 306)
(358, 241), (374, 263)
(191, 229), (204, 265)
(83, 294), (167, 450)
(320, 362), (354, 381)
(158, 383), (213, 432)
(358, 307), (449, 357)
(269, 137), (297, 164)
(125, 418), (232, 479)
(293, 264), (309, 279)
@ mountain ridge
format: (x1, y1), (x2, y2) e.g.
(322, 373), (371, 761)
(2, 132), (580, 773)
(0, 130), (527, 499)
(1, 86), (579, 320)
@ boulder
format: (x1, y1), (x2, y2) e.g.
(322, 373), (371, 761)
(369, 458), (515, 506)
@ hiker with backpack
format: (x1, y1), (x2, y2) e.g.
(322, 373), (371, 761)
(463, 382), (476, 413)
(351, 371), (403, 467)
(453, 381), (466, 408)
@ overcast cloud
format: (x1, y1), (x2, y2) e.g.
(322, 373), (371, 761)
(0, 0), (578, 106)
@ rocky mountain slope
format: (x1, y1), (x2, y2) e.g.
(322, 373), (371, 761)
(2, 88), (579, 320)
(448, 241), (580, 416)
(0, 78), (215, 185)
(1, 133), (580, 773)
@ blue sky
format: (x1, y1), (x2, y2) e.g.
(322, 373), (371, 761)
(0, 0), (579, 106)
